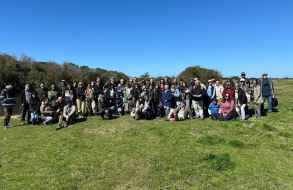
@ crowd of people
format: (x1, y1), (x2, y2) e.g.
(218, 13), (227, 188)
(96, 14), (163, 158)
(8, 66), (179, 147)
(0, 72), (277, 129)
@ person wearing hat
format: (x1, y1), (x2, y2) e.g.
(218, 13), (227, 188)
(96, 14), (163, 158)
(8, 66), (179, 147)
(207, 79), (216, 101)
(260, 73), (275, 113)
(240, 72), (252, 101)
(0, 84), (16, 128)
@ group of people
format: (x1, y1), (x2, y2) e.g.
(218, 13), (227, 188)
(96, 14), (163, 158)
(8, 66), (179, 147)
(0, 72), (277, 129)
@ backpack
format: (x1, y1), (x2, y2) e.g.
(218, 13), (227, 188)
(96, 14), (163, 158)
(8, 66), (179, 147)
(272, 97), (278, 108)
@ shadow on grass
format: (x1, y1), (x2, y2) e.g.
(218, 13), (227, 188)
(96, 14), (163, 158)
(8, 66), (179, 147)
(197, 135), (225, 146)
(228, 140), (245, 148)
(262, 123), (277, 131)
(202, 153), (235, 171)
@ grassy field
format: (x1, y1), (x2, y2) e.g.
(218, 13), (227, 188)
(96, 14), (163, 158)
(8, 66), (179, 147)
(1, 79), (293, 190)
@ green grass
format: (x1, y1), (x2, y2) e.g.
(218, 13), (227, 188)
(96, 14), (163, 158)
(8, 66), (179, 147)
(1, 79), (293, 190)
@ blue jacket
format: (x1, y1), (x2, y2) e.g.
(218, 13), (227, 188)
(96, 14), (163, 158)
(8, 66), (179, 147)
(208, 102), (219, 115)
(162, 90), (175, 108)
(207, 85), (216, 99)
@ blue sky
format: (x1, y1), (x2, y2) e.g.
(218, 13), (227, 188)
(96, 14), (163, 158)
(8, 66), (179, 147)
(1, 0), (292, 77)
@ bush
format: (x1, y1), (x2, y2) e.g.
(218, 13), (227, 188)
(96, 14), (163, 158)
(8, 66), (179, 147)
(178, 66), (222, 84)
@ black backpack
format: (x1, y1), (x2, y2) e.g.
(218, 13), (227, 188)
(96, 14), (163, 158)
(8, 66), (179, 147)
(272, 97), (278, 108)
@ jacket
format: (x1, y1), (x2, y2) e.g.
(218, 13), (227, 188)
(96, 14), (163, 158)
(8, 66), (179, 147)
(220, 99), (235, 115)
(162, 90), (175, 108)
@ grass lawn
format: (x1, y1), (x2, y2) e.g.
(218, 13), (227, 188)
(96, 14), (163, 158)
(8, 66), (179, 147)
(1, 79), (293, 190)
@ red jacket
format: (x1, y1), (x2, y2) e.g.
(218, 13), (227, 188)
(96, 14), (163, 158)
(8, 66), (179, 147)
(222, 88), (235, 99)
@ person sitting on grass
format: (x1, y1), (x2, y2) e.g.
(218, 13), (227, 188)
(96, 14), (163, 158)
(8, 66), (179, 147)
(219, 93), (236, 121)
(177, 102), (187, 120)
(58, 100), (76, 129)
(40, 98), (54, 126)
(131, 96), (152, 120)
(208, 98), (220, 120)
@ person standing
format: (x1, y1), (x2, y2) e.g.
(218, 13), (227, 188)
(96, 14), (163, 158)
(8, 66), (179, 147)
(0, 85), (16, 128)
(48, 84), (58, 108)
(162, 84), (175, 118)
(76, 82), (86, 117)
(215, 80), (224, 101)
(235, 85), (248, 120)
(190, 81), (204, 119)
(85, 83), (95, 115)
(207, 79), (216, 101)
(260, 73), (275, 113)
(252, 79), (262, 118)
(222, 80), (235, 100)
(94, 77), (104, 115)
(29, 91), (41, 125)
(37, 83), (48, 102)
(21, 84), (33, 124)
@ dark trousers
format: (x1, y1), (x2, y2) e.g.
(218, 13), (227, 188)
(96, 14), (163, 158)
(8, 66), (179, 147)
(4, 107), (13, 126)
(21, 103), (31, 122)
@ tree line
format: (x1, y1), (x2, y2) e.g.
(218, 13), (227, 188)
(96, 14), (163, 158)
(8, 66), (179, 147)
(0, 53), (223, 92)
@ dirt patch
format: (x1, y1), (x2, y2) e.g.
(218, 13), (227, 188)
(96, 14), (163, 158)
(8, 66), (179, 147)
(114, 158), (151, 190)
(82, 128), (117, 136)
(82, 120), (136, 136)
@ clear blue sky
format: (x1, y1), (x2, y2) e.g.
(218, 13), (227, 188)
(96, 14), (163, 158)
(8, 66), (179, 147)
(1, 0), (292, 77)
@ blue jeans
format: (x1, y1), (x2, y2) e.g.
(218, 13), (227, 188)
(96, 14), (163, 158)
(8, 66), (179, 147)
(263, 96), (272, 112)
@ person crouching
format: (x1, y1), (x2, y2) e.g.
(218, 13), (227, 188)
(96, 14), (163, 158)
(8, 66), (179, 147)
(219, 94), (236, 121)
(58, 100), (76, 129)
(208, 99), (220, 120)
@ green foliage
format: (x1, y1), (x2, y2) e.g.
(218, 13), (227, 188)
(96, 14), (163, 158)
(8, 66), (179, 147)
(178, 66), (222, 83)
(0, 54), (128, 90)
